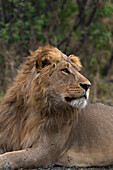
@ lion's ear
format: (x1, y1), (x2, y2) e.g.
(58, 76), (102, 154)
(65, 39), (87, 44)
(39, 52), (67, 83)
(69, 55), (82, 70)
(36, 55), (52, 69)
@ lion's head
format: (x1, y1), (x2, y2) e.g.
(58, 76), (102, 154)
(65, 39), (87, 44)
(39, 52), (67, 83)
(28, 45), (91, 112)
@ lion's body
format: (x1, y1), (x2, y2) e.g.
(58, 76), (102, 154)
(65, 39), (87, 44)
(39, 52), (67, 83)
(57, 103), (113, 167)
(0, 45), (113, 169)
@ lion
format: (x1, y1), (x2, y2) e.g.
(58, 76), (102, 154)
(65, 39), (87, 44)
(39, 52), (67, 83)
(0, 45), (113, 169)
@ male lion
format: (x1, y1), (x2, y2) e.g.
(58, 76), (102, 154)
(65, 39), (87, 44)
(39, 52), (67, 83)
(0, 45), (113, 169)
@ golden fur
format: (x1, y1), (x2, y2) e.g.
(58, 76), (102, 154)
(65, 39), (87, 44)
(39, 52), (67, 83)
(0, 45), (84, 151)
(0, 45), (113, 169)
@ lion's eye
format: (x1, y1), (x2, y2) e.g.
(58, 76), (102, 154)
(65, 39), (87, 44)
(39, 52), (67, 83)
(61, 68), (70, 74)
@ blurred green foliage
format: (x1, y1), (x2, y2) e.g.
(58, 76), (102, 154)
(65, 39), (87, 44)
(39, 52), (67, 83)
(0, 0), (112, 51)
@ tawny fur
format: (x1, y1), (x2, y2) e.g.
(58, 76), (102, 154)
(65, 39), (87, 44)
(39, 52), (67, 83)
(0, 45), (80, 151)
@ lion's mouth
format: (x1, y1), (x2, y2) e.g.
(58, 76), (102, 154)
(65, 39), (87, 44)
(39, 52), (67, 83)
(65, 97), (76, 102)
(65, 94), (87, 102)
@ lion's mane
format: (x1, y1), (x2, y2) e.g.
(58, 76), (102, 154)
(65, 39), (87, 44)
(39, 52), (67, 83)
(0, 45), (79, 152)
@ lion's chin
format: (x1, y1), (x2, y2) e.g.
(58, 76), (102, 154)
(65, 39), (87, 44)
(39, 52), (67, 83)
(64, 93), (89, 108)
(71, 98), (87, 108)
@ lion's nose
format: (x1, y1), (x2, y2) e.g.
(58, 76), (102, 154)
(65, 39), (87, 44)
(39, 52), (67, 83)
(80, 83), (91, 91)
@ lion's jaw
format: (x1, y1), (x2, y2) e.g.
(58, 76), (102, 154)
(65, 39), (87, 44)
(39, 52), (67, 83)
(69, 91), (89, 108)
(62, 90), (89, 109)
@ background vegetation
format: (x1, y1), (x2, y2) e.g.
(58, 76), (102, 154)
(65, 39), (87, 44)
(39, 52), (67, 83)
(0, 0), (113, 104)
